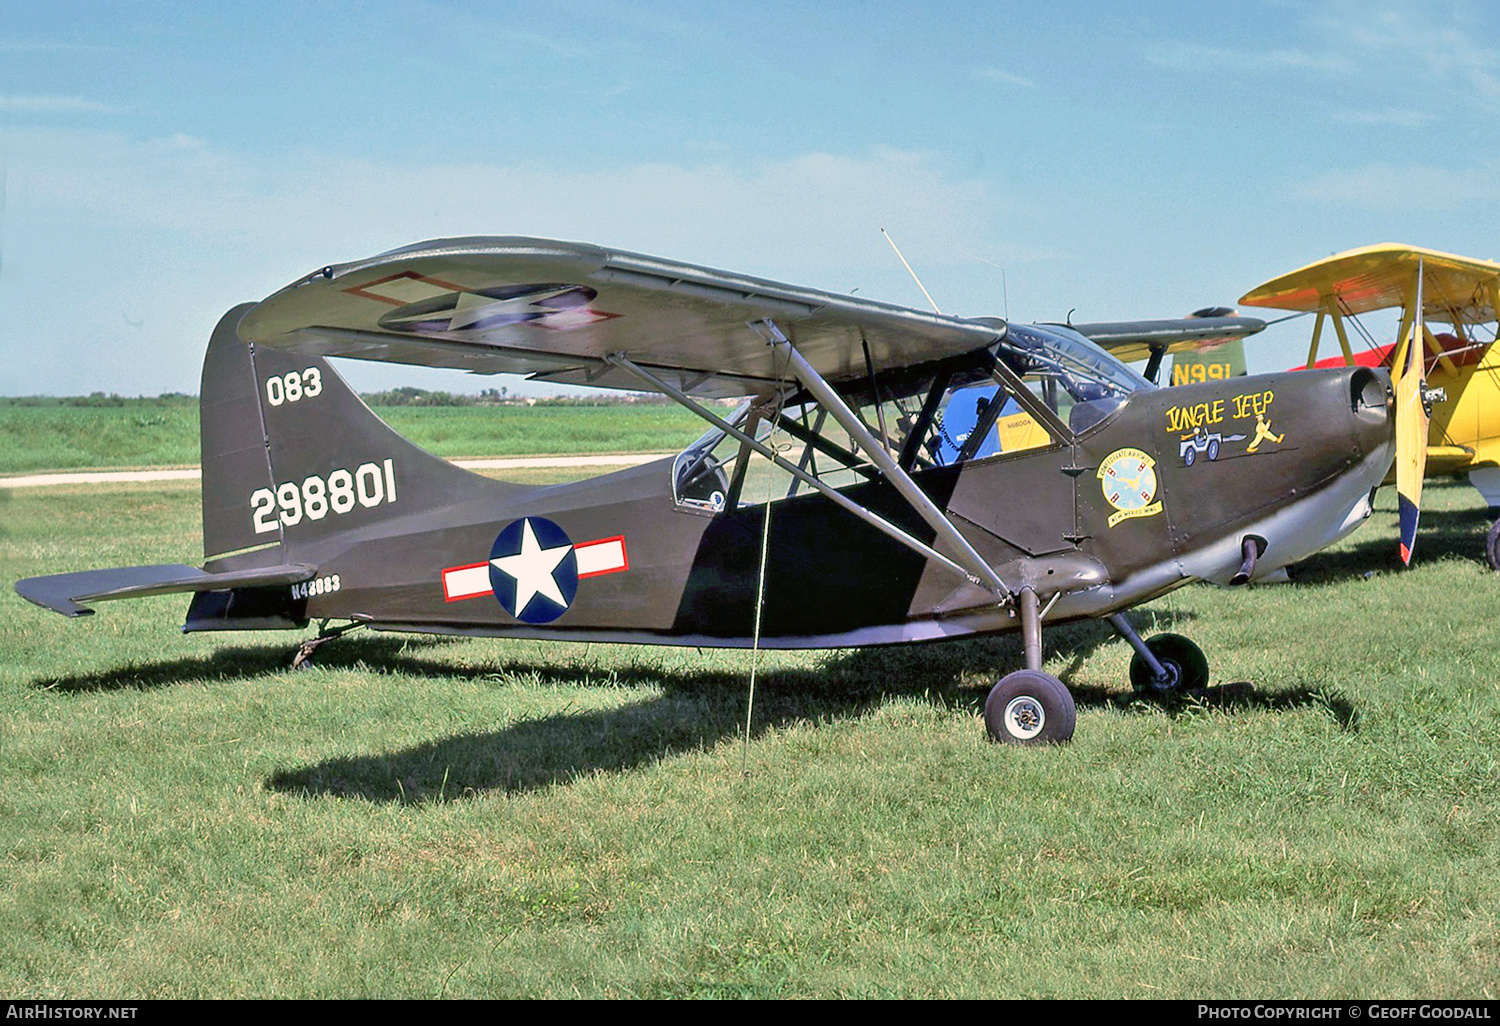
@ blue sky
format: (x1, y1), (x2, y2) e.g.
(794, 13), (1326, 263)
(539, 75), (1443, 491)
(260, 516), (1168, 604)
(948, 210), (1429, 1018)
(2, 0), (1498, 395)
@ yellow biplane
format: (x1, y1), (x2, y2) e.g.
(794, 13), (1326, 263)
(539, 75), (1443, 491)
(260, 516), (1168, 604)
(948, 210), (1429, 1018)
(1241, 243), (1500, 566)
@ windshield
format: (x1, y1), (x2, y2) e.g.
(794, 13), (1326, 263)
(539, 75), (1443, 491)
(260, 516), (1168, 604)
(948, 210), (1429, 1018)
(996, 322), (1152, 433)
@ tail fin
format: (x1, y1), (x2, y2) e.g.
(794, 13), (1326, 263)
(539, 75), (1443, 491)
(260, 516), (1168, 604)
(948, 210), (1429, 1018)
(200, 305), (512, 568)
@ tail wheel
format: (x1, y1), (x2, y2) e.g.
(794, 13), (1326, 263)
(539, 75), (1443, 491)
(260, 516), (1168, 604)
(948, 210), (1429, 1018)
(1128, 633), (1209, 695)
(984, 670), (1076, 745)
(1486, 518), (1500, 571)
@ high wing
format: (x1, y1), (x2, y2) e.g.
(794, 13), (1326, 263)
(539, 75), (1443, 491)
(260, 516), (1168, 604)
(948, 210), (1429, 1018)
(238, 237), (1005, 399)
(1240, 243), (1500, 323)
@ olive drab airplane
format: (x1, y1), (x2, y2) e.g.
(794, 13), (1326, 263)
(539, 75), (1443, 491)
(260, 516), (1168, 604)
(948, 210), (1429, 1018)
(1061, 307), (1264, 386)
(15, 238), (1397, 745)
(1241, 244), (1500, 567)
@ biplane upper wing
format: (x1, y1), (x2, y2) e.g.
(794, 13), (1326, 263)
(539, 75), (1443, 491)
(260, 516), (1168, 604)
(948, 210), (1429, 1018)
(1239, 243), (1500, 323)
(238, 237), (1005, 399)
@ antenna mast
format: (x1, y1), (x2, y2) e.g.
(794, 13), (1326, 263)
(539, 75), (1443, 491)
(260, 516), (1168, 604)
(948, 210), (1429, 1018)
(880, 228), (941, 314)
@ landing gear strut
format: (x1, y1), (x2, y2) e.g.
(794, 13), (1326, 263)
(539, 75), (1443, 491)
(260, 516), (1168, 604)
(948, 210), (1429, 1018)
(291, 620), (365, 670)
(985, 587), (1077, 745)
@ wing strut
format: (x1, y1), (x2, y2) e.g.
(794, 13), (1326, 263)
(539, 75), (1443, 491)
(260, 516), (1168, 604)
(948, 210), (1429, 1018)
(604, 354), (993, 591)
(752, 319), (1011, 599)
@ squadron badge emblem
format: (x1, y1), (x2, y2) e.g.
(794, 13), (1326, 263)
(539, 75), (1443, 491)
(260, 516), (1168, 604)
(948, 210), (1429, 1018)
(1098, 447), (1163, 528)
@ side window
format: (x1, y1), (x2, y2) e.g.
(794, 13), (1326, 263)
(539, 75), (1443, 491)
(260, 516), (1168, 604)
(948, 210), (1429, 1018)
(927, 373), (1058, 467)
(932, 383), (1054, 463)
(672, 405), (751, 513)
(668, 362), (1064, 515)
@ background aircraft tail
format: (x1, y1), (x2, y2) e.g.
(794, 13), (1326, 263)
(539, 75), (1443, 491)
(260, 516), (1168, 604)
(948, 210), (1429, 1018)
(200, 305), (514, 569)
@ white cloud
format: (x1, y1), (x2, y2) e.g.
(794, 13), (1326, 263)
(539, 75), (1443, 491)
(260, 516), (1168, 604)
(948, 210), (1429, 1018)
(0, 95), (124, 114)
(1330, 107), (1436, 128)
(1294, 162), (1500, 210)
(1144, 41), (1353, 74)
(0, 39), (114, 53)
(1314, 2), (1500, 97)
(971, 67), (1037, 89)
(5, 129), (992, 275)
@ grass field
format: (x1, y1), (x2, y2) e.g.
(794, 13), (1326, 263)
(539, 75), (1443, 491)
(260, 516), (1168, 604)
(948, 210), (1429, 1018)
(0, 399), (704, 474)
(3, 468), (1500, 997)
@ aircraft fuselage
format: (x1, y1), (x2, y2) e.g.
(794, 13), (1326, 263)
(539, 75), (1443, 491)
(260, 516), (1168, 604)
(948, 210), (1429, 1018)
(197, 364), (1392, 650)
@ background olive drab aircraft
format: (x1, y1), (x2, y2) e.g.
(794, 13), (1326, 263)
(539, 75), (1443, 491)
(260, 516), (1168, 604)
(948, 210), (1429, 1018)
(1061, 307), (1263, 386)
(1165, 331), (1248, 389)
(15, 238), (1397, 745)
(1241, 244), (1500, 567)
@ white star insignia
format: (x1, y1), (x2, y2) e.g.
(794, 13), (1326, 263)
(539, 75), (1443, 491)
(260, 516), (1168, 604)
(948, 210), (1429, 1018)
(490, 519), (572, 617)
(445, 291), (535, 331)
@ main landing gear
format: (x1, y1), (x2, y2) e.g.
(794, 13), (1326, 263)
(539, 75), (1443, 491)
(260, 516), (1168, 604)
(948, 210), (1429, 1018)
(985, 588), (1077, 746)
(984, 669), (1076, 745)
(983, 594), (1211, 745)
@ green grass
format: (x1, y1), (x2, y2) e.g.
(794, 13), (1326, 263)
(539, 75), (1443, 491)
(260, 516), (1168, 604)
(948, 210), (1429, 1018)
(3, 477), (1500, 997)
(0, 399), (705, 474)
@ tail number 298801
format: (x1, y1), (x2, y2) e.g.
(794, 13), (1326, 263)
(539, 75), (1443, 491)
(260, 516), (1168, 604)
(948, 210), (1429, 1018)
(250, 459), (397, 534)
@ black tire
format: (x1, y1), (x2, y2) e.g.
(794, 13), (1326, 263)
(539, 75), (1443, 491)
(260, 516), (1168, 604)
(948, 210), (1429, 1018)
(1128, 633), (1209, 695)
(1486, 518), (1500, 571)
(984, 670), (1076, 745)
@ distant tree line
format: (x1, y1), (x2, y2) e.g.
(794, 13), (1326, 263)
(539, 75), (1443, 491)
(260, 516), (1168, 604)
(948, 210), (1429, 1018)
(0, 388), (669, 407)
(359, 387), (670, 407)
(0, 393), (196, 407)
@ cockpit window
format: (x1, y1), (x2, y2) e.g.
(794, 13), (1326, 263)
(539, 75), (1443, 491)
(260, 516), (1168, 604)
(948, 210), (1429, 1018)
(672, 402), (748, 512)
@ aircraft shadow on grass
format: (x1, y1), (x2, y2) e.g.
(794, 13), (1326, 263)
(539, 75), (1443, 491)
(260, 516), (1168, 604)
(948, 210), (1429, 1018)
(252, 611), (1347, 803)
(29, 608), (1363, 804)
(1288, 498), (1491, 585)
(28, 609), (1359, 803)
(26, 606), (1356, 802)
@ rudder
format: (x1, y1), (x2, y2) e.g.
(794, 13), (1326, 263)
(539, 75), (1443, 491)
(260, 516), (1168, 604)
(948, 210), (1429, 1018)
(199, 305), (511, 568)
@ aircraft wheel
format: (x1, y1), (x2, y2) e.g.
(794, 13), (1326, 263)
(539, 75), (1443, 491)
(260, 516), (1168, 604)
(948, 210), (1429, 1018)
(1486, 518), (1500, 571)
(984, 670), (1076, 745)
(291, 641), (318, 671)
(1129, 633), (1209, 695)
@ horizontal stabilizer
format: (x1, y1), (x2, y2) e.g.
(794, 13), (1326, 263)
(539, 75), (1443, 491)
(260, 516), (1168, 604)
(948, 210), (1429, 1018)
(15, 563), (315, 617)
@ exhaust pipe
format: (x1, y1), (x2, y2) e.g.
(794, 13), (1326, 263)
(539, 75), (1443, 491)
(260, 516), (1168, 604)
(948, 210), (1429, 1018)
(1229, 536), (1267, 586)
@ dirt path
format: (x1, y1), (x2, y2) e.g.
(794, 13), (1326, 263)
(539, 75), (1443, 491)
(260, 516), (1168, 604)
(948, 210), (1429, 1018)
(0, 453), (673, 489)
